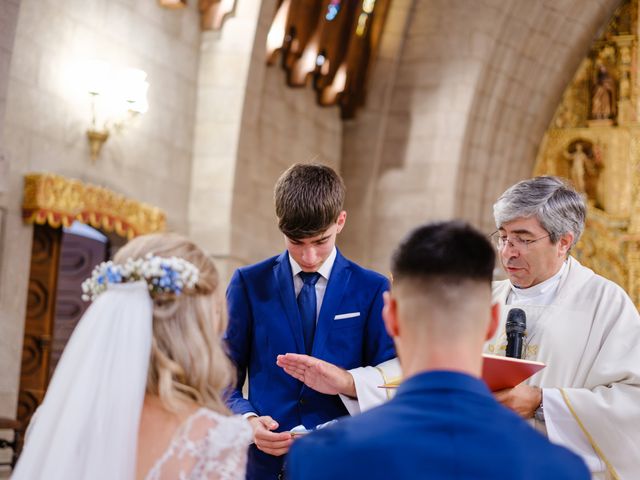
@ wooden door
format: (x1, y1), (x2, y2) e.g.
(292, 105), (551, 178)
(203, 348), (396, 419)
(50, 230), (108, 375)
(17, 225), (108, 435)
(17, 225), (61, 431)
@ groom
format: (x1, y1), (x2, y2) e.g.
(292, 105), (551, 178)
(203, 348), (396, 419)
(224, 163), (395, 479)
(286, 221), (589, 479)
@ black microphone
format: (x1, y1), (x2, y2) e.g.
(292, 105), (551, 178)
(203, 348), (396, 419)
(505, 308), (526, 359)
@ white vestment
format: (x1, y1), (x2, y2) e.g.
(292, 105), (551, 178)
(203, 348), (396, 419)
(488, 256), (640, 480)
(341, 358), (401, 415)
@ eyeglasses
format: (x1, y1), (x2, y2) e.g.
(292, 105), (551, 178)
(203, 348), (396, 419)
(490, 231), (551, 251)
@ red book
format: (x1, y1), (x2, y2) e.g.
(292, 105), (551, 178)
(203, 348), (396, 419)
(481, 354), (545, 391)
(379, 354), (545, 391)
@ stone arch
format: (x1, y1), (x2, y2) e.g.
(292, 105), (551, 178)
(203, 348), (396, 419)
(455, 0), (620, 232)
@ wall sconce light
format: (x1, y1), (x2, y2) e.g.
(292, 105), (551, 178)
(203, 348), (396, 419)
(84, 60), (149, 161)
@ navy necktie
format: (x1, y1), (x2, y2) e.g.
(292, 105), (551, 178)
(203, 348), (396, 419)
(298, 272), (321, 354)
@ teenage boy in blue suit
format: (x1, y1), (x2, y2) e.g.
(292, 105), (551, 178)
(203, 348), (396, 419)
(286, 221), (589, 480)
(225, 163), (396, 480)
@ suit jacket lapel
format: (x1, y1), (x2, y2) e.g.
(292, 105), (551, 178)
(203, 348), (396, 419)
(273, 251), (305, 353)
(312, 250), (351, 356)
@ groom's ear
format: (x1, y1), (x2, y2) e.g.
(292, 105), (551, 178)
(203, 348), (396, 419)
(485, 303), (500, 341)
(383, 291), (400, 338)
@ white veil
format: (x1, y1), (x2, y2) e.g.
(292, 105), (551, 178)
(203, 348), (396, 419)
(11, 281), (153, 480)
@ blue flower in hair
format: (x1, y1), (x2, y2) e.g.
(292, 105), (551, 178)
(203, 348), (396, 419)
(105, 266), (123, 284)
(81, 254), (200, 301)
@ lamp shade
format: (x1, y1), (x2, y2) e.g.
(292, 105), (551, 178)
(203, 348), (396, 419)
(117, 68), (149, 114)
(84, 60), (111, 96)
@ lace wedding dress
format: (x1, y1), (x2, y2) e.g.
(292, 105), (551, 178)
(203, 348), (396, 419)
(145, 408), (252, 480)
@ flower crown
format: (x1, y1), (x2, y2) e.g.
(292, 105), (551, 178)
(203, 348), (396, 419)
(81, 253), (200, 301)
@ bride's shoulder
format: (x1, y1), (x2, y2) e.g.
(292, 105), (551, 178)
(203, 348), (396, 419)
(145, 408), (251, 480)
(184, 408), (252, 444)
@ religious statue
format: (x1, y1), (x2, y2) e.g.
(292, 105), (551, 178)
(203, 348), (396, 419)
(563, 140), (603, 206)
(591, 64), (616, 120)
(565, 142), (588, 192)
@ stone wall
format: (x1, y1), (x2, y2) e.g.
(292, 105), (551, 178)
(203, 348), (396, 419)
(0, 0), (201, 418)
(340, 0), (620, 274)
(0, 0), (21, 197)
(188, 0), (264, 283)
(456, 0), (620, 233)
(0, 0), (21, 425)
(4, 0), (201, 230)
(188, 0), (343, 284)
(230, 66), (342, 269)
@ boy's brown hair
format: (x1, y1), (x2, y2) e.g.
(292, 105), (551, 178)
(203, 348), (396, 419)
(274, 163), (345, 240)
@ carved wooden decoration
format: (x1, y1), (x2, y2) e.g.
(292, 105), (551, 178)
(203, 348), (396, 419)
(158, 0), (236, 31)
(534, 0), (640, 307)
(266, 0), (392, 118)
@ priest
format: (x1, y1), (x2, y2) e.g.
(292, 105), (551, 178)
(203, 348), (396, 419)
(486, 176), (640, 479)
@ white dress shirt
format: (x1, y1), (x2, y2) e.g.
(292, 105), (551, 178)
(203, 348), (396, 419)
(289, 247), (337, 322)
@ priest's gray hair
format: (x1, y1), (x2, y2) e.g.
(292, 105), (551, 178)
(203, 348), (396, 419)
(493, 176), (586, 247)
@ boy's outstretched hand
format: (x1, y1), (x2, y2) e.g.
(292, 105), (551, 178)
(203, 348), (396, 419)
(276, 353), (356, 397)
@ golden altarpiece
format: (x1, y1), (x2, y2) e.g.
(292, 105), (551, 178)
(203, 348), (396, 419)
(535, 0), (640, 309)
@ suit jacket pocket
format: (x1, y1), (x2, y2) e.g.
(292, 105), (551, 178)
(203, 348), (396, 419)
(332, 312), (364, 329)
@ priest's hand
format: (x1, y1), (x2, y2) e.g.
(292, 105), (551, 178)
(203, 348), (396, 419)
(248, 415), (293, 456)
(276, 353), (356, 397)
(494, 384), (542, 418)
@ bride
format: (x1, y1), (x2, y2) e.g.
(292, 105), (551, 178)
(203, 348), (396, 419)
(12, 233), (251, 479)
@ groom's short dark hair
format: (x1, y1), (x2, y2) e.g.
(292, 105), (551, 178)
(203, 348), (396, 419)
(391, 221), (495, 287)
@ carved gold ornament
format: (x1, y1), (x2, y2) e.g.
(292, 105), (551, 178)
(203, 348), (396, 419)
(22, 173), (166, 239)
(535, 0), (640, 308)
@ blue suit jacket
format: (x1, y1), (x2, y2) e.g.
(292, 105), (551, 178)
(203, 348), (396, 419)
(287, 371), (590, 480)
(225, 249), (396, 479)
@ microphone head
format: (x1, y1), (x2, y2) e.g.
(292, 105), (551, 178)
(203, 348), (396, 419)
(506, 308), (527, 334)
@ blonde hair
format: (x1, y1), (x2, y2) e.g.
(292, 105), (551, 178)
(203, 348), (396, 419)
(114, 233), (232, 415)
